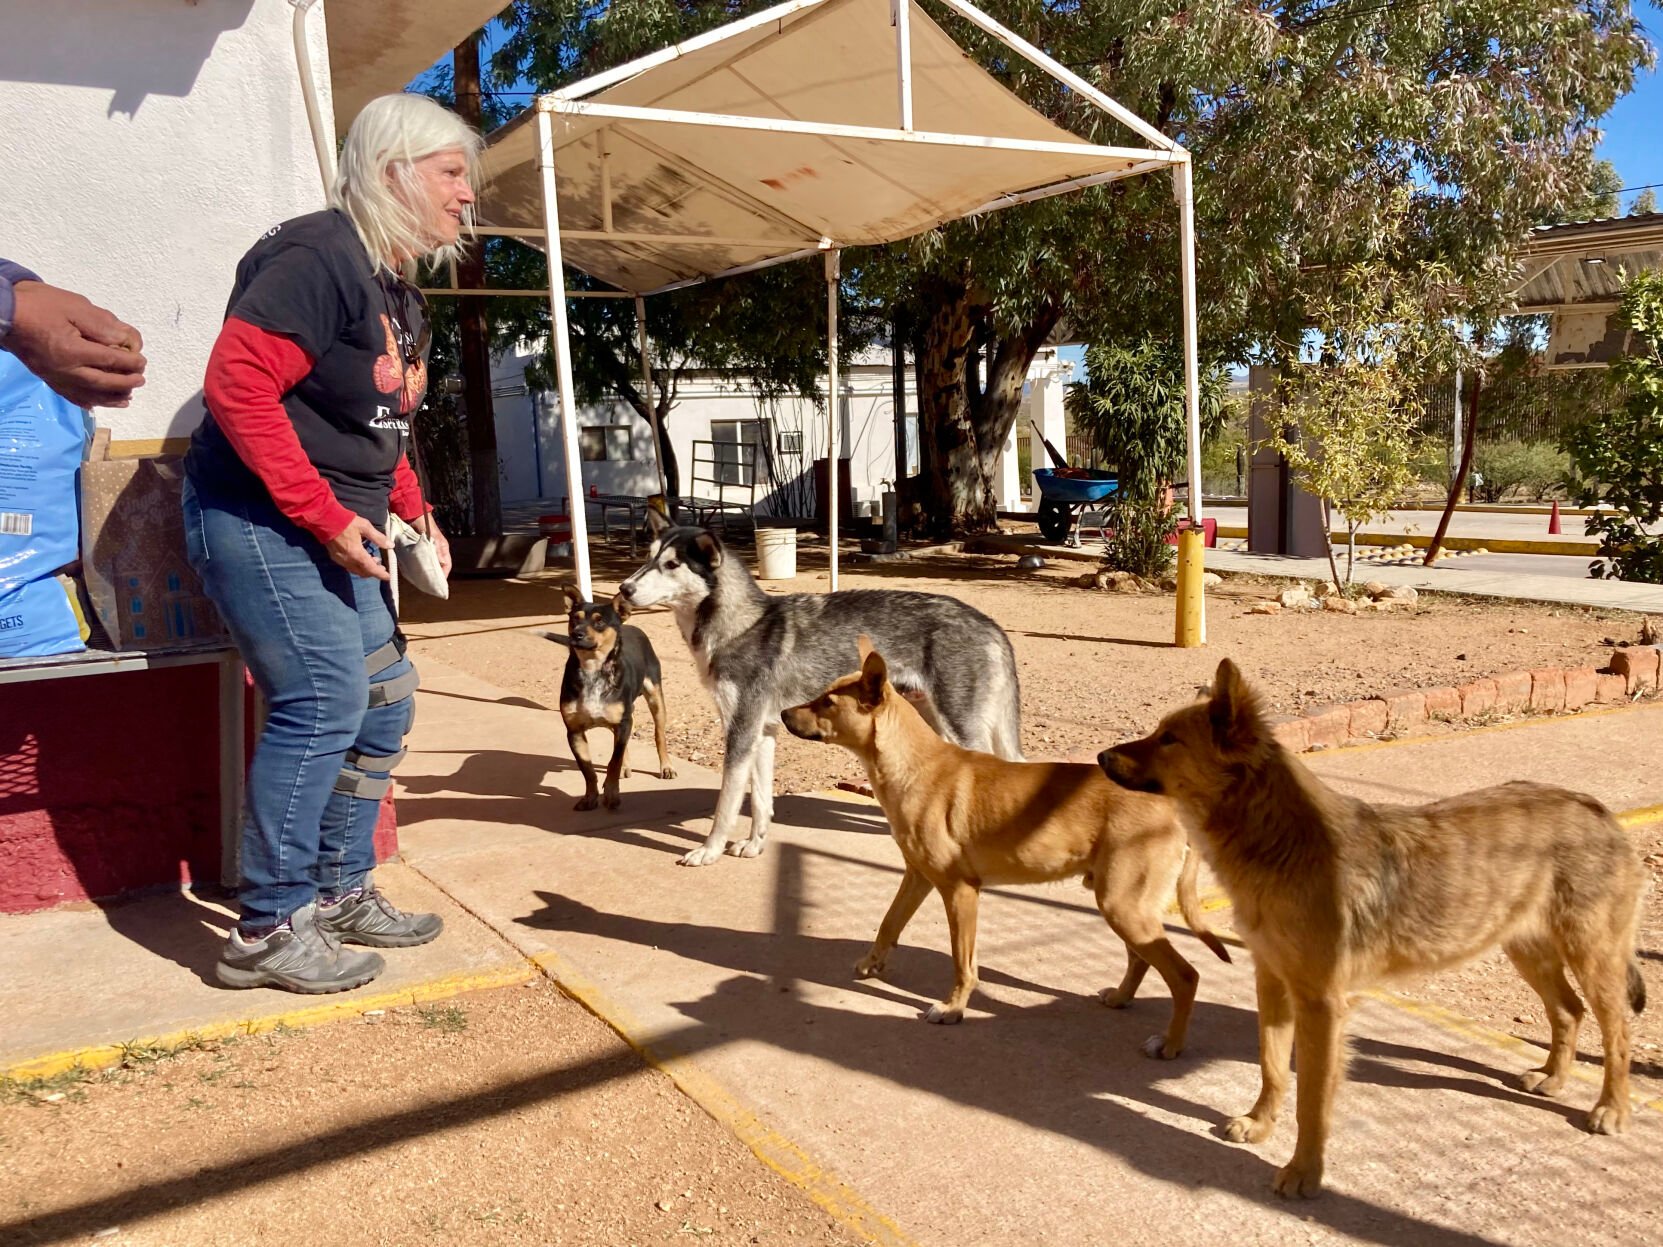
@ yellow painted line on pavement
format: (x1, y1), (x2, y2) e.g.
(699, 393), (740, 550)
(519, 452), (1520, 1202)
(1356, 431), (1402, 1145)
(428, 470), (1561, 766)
(1213, 526), (1596, 555)
(1, 962), (537, 1084)
(532, 947), (920, 1247)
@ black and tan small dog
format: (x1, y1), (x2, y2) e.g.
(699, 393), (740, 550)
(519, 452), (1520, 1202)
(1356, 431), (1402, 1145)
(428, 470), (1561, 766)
(540, 586), (674, 811)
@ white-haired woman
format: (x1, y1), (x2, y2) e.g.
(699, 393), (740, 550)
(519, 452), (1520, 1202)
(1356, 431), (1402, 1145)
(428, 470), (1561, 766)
(182, 93), (480, 992)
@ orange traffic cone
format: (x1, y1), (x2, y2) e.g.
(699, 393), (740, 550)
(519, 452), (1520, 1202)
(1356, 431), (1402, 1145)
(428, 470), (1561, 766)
(1548, 499), (1562, 535)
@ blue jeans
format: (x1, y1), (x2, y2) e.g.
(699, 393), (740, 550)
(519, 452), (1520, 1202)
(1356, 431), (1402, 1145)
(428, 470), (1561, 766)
(181, 478), (417, 930)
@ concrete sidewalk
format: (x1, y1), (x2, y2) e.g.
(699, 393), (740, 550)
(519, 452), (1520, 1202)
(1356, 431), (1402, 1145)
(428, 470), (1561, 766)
(7, 657), (1661, 1247)
(1204, 547), (1663, 614)
(389, 660), (1662, 1247)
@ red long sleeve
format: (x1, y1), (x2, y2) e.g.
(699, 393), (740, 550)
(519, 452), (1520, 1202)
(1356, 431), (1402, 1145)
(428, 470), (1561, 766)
(203, 316), (357, 543)
(389, 454), (429, 522)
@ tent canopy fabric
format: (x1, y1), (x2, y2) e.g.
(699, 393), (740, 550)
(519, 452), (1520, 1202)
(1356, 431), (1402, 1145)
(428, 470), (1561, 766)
(325, 0), (510, 138)
(476, 0), (1174, 294)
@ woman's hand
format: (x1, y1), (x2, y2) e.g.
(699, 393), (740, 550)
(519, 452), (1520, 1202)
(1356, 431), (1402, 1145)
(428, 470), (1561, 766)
(326, 515), (392, 580)
(414, 511), (452, 578)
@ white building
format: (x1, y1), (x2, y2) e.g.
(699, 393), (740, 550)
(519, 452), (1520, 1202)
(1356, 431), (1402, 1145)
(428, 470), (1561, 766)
(488, 342), (1073, 518)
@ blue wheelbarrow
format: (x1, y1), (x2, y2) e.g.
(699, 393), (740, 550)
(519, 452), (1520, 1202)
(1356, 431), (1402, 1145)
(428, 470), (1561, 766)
(1032, 467), (1119, 544)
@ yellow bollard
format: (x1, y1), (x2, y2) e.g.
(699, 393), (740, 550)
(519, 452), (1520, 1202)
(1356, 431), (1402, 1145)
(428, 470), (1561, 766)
(1174, 526), (1206, 647)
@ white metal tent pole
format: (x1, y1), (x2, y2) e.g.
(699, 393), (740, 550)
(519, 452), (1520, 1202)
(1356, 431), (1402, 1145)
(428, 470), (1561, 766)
(893, 0), (913, 129)
(635, 295), (667, 497)
(1173, 154), (1205, 646)
(826, 248), (842, 592)
(537, 105), (594, 600)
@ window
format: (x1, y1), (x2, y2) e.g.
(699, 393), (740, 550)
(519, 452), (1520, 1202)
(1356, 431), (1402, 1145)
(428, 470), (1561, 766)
(579, 424), (633, 462)
(710, 419), (771, 485)
(777, 429), (804, 456)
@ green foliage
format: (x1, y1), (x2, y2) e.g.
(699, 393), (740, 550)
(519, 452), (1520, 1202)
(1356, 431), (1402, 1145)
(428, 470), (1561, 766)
(1560, 270), (1663, 582)
(1269, 261), (1455, 584)
(1631, 188), (1658, 217)
(1065, 338), (1229, 503)
(1102, 494), (1180, 581)
(1540, 158), (1625, 224)
(1470, 441), (1570, 502)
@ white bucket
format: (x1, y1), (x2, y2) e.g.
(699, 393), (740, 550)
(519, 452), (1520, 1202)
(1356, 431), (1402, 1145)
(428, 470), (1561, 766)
(755, 525), (798, 580)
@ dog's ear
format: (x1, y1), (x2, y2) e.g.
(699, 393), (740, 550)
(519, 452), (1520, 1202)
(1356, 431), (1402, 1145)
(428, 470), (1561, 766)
(693, 531), (723, 569)
(856, 633), (875, 663)
(858, 647), (888, 709)
(611, 592), (632, 621)
(646, 507), (672, 539)
(561, 584), (584, 612)
(1208, 658), (1264, 756)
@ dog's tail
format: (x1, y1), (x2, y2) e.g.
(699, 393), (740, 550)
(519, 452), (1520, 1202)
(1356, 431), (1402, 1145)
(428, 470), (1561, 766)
(534, 629), (573, 648)
(1176, 848), (1231, 963)
(1630, 960), (1648, 1015)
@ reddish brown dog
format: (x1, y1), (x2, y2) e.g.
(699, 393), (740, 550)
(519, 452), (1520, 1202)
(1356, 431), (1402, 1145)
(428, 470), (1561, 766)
(1101, 658), (1647, 1198)
(783, 640), (1228, 1056)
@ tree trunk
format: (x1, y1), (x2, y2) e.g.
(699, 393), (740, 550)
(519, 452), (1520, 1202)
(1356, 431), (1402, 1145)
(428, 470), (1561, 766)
(454, 34), (500, 536)
(914, 277), (1059, 537)
(1323, 498), (1343, 590)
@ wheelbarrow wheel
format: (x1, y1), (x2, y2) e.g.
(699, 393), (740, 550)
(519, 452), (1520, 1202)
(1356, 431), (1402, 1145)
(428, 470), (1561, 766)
(1037, 499), (1073, 543)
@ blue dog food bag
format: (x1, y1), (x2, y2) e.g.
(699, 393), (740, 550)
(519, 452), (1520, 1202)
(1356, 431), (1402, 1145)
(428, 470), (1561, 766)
(0, 351), (90, 657)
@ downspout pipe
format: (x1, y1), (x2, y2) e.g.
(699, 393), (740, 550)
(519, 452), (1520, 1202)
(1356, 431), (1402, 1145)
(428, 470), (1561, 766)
(289, 0), (336, 195)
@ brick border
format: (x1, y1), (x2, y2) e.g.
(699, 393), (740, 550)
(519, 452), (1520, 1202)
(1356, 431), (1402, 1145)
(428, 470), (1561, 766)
(1271, 645), (1661, 752)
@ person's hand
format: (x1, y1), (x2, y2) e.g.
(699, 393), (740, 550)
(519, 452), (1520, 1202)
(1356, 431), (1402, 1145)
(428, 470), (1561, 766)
(6, 281), (147, 408)
(326, 515), (391, 580)
(416, 511), (453, 578)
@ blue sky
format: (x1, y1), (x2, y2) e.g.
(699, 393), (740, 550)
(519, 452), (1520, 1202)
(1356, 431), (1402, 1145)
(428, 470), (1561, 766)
(1597, 6), (1663, 212)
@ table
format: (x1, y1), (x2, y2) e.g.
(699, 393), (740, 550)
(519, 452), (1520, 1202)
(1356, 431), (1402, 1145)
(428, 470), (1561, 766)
(0, 644), (247, 887)
(590, 494), (653, 557)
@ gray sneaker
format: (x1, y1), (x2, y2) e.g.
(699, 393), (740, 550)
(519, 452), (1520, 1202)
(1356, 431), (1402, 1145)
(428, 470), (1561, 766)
(216, 902), (385, 993)
(315, 887), (443, 948)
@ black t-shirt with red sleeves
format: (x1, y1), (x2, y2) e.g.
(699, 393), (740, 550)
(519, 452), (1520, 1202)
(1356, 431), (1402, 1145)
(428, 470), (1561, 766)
(186, 209), (428, 523)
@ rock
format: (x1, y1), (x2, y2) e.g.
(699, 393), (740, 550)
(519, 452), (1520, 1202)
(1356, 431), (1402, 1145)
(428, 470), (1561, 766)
(1315, 581), (1339, 599)
(1248, 602), (1281, 615)
(1158, 574), (1180, 592)
(1383, 584), (1419, 605)
(1202, 571), (1223, 588)
(1323, 595), (1359, 614)
(1641, 617), (1660, 646)
(1363, 580), (1389, 600)
(1278, 586), (1312, 609)
(1076, 573), (1097, 588)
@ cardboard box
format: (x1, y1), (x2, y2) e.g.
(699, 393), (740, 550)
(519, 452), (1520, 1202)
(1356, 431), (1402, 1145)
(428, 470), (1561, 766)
(80, 447), (227, 652)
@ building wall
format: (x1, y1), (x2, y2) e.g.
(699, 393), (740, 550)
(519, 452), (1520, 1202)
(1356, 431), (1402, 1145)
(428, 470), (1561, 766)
(487, 344), (1073, 515)
(0, 0), (335, 453)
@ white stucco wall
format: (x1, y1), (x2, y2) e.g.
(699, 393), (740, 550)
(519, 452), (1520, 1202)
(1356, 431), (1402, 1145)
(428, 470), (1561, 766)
(0, 0), (334, 448)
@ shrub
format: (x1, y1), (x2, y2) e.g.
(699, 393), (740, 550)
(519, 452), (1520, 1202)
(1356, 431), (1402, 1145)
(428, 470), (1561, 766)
(1470, 440), (1570, 502)
(1560, 269), (1663, 583)
(1101, 493), (1180, 580)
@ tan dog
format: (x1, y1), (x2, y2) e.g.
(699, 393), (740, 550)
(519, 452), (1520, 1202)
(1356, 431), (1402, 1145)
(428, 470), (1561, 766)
(1100, 658), (1648, 1198)
(781, 641), (1228, 1057)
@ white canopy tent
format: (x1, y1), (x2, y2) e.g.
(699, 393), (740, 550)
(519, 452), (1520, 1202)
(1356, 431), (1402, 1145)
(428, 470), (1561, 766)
(472, 0), (1206, 639)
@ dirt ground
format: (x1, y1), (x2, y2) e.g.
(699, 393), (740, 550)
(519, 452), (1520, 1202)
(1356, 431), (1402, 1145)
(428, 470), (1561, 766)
(399, 537), (1662, 1057)
(403, 539), (1653, 800)
(0, 979), (865, 1247)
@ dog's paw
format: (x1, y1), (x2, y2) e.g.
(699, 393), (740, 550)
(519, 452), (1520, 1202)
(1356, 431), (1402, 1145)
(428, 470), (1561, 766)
(1272, 1160), (1324, 1199)
(1587, 1102), (1630, 1136)
(1222, 1114), (1275, 1145)
(925, 1003), (964, 1025)
(677, 844), (725, 867)
(1141, 1033), (1181, 1060)
(574, 793), (600, 811)
(854, 953), (887, 979)
(1099, 986), (1134, 1010)
(1519, 1068), (1568, 1097)
(725, 837), (766, 859)
(602, 789), (621, 810)
(621, 763), (631, 779)
(660, 765), (677, 780)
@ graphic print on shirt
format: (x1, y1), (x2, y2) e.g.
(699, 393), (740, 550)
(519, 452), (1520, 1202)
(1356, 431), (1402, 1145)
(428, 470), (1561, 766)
(373, 312), (427, 415)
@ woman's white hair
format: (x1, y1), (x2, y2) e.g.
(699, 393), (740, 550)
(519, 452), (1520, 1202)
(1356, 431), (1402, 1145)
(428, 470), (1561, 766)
(331, 93), (483, 272)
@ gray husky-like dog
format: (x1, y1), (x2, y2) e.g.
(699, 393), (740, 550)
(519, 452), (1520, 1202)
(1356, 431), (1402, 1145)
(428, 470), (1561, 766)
(619, 512), (1023, 866)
